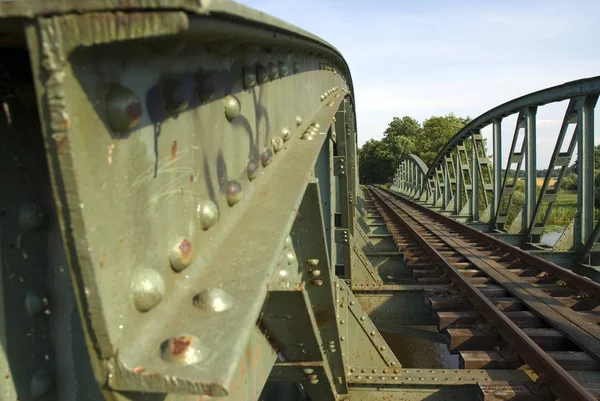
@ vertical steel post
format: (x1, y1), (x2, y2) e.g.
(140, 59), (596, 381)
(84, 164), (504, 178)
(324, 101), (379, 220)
(492, 119), (502, 223)
(524, 107), (537, 233)
(471, 135), (480, 221)
(455, 151), (462, 214)
(443, 161), (451, 208)
(577, 96), (596, 248)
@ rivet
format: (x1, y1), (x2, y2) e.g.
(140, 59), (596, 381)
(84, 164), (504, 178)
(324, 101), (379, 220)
(307, 374), (318, 380)
(350, 368), (355, 373)
(193, 288), (234, 312)
(197, 200), (219, 230)
(296, 115), (303, 126)
(383, 369), (387, 374)
(340, 320), (345, 324)
(367, 376), (372, 380)
(30, 369), (53, 397)
(313, 123), (321, 129)
(282, 128), (291, 142)
(303, 368), (314, 374)
(247, 160), (259, 180)
(301, 133), (313, 140)
(350, 301), (355, 306)
(160, 334), (203, 365)
(360, 316), (365, 321)
(19, 202), (44, 231)
(261, 148), (273, 166)
(392, 376), (398, 380)
(361, 369), (366, 373)
(320, 95), (325, 101)
(370, 331), (375, 336)
(170, 238), (194, 271)
(285, 236), (293, 248)
(268, 63), (279, 80)
(278, 61), (289, 77)
(224, 95), (241, 121)
(307, 259), (319, 266)
(341, 336), (345, 341)
(162, 77), (188, 116)
(394, 369), (400, 374)
(25, 289), (49, 316)
(293, 62), (300, 73)
(328, 340), (335, 345)
(356, 375), (362, 379)
(309, 379), (319, 384)
(286, 250), (297, 265)
(227, 181), (243, 206)
(256, 64), (269, 84)
(312, 279), (324, 286)
(272, 137), (283, 153)
(380, 346), (386, 351)
(243, 66), (257, 89)
(310, 269), (321, 277)
(105, 83), (142, 133)
(391, 361), (396, 366)
(196, 71), (216, 103)
(131, 268), (165, 312)
(373, 369), (378, 374)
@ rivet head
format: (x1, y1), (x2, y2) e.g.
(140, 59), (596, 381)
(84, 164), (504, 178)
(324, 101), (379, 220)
(105, 83), (142, 133)
(132, 268), (165, 312)
(309, 379), (319, 384)
(360, 316), (365, 321)
(227, 181), (243, 206)
(224, 95), (241, 121)
(25, 289), (49, 316)
(383, 369), (388, 374)
(162, 77), (188, 116)
(341, 336), (346, 341)
(313, 123), (321, 129)
(256, 64), (269, 84)
(307, 259), (319, 266)
(307, 374), (318, 380)
(286, 250), (297, 265)
(193, 288), (233, 312)
(243, 66), (257, 89)
(247, 160), (259, 180)
(350, 301), (355, 306)
(328, 340), (335, 345)
(312, 279), (324, 286)
(285, 236), (293, 248)
(272, 137), (284, 153)
(268, 62), (279, 80)
(282, 128), (291, 142)
(160, 334), (203, 365)
(302, 368), (314, 374)
(370, 331), (375, 336)
(301, 133), (313, 141)
(380, 346), (386, 351)
(394, 369), (400, 374)
(372, 369), (377, 373)
(296, 115), (303, 126)
(30, 369), (53, 397)
(196, 71), (216, 103)
(367, 376), (372, 380)
(361, 369), (366, 373)
(293, 62), (300, 73)
(350, 368), (355, 373)
(19, 201), (44, 231)
(310, 269), (321, 277)
(391, 361), (396, 366)
(170, 239), (194, 271)
(261, 148), (273, 166)
(278, 61), (289, 77)
(197, 201), (219, 230)
(320, 95), (325, 101)
(340, 320), (345, 324)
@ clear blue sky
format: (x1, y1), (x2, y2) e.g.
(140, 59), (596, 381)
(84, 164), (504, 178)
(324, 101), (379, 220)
(243, 0), (600, 167)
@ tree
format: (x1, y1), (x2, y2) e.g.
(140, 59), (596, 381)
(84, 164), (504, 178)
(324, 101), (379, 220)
(384, 116), (421, 139)
(417, 114), (471, 166)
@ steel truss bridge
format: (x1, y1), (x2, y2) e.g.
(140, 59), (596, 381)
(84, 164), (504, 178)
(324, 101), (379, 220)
(1, 1), (600, 401)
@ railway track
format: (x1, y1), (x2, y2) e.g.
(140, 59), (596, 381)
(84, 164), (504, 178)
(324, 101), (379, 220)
(368, 185), (600, 401)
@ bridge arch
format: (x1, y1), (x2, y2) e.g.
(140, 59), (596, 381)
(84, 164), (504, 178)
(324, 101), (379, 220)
(391, 154), (431, 200)
(393, 76), (600, 264)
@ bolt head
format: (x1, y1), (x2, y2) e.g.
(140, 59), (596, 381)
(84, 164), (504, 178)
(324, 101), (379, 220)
(131, 268), (165, 312)
(227, 181), (243, 206)
(243, 66), (257, 89)
(307, 374), (318, 380)
(282, 128), (291, 142)
(261, 148), (273, 166)
(302, 368), (314, 374)
(312, 279), (324, 286)
(224, 95), (241, 121)
(162, 76), (189, 116)
(105, 83), (142, 133)
(286, 250), (297, 265)
(197, 201), (219, 230)
(247, 160), (259, 180)
(309, 378), (319, 384)
(272, 137), (283, 153)
(320, 95), (325, 101)
(256, 64), (269, 84)
(307, 259), (319, 266)
(296, 115), (303, 126)
(161, 334), (203, 365)
(170, 238), (194, 271)
(310, 269), (321, 277)
(193, 287), (234, 312)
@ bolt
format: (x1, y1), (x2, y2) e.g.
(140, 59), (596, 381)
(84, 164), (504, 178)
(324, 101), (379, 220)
(312, 279), (324, 286)
(131, 268), (165, 312)
(286, 250), (297, 265)
(162, 77), (188, 116)
(268, 63), (279, 80)
(196, 71), (216, 103)
(282, 128), (291, 142)
(170, 238), (194, 271)
(30, 369), (53, 397)
(197, 200), (219, 230)
(105, 83), (142, 133)
(25, 289), (49, 316)
(256, 64), (269, 84)
(193, 288), (234, 312)
(278, 61), (289, 77)
(243, 66), (257, 89)
(293, 62), (300, 73)
(161, 334), (203, 365)
(310, 269), (321, 277)
(247, 160), (259, 180)
(302, 368), (314, 374)
(224, 95), (241, 121)
(301, 133), (313, 140)
(227, 181), (243, 206)
(19, 202), (44, 231)
(272, 137), (283, 153)
(296, 115), (303, 126)
(261, 148), (273, 166)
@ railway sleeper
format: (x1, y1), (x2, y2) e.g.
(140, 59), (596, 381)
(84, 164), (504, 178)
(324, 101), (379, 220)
(429, 296), (527, 312)
(447, 328), (576, 352)
(438, 311), (546, 330)
(461, 350), (600, 371)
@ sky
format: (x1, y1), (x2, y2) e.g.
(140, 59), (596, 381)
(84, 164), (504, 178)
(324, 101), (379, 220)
(243, 0), (600, 168)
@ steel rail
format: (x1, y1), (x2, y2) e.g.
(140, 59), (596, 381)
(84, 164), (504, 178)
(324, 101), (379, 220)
(369, 186), (597, 401)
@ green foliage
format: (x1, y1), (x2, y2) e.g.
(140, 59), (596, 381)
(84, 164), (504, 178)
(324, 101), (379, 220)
(358, 114), (471, 184)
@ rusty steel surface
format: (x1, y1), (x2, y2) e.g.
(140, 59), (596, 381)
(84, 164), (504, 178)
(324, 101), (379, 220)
(369, 186), (600, 401)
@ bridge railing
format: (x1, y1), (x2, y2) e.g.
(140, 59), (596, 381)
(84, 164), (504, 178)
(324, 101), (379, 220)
(393, 77), (600, 266)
